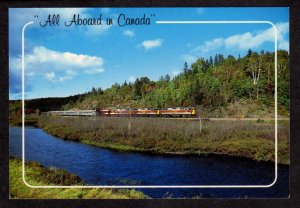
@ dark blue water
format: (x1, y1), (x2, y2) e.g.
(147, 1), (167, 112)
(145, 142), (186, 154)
(9, 126), (289, 198)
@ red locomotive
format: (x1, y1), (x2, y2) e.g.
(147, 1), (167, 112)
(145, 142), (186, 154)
(96, 107), (197, 117)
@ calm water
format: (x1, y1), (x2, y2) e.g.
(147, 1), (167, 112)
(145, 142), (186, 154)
(9, 126), (289, 198)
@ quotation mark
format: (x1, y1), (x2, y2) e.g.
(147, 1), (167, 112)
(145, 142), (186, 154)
(34, 15), (38, 18)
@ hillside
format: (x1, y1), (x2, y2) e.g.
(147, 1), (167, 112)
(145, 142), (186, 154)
(65, 50), (289, 117)
(10, 50), (289, 118)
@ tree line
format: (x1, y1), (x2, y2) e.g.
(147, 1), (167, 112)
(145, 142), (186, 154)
(10, 49), (288, 114)
(69, 49), (288, 112)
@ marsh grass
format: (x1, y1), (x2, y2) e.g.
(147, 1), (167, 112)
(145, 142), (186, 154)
(9, 114), (39, 126)
(9, 157), (147, 199)
(37, 116), (289, 164)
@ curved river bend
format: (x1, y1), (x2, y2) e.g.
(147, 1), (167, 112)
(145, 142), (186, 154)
(9, 126), (288, 198)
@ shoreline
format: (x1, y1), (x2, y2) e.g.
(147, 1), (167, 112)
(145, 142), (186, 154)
(9, 157), (148, 199)
(9, 115), (289, 165)
(78, 139), (289, 166)
(10, 126), (288, 166)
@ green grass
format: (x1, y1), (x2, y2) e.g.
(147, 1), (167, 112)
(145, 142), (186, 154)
(37, 116), (289, 165)
(9, 157), (148, 199)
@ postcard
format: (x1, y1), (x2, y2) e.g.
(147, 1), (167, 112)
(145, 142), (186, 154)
(7, 6), (290, 200)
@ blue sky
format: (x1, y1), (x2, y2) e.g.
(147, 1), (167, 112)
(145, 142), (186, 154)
(9, 7), (289, 99)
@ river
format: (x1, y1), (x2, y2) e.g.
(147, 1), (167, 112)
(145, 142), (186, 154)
(9, 126), (289, 198)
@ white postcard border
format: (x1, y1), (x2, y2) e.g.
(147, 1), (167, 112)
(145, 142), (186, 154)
(22, 20), (278, 189)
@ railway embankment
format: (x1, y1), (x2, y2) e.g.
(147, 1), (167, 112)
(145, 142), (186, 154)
(34, 116), (289, 165)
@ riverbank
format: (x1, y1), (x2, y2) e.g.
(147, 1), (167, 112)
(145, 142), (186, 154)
(9, 157), (147, 199)
(35, 116), (289, 165)
(9, 114), (39, 126)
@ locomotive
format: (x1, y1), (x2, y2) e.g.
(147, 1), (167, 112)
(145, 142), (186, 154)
(97, 107), (197, 117)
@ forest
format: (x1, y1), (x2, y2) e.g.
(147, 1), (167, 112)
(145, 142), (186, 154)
(10, 49), (289, 117)
(63, 49), (289, 117)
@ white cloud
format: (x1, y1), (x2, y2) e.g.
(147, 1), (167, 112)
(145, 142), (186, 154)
(181, 54), (197, 64)
(123, 29), (135, 38)
(9, 8), (109, 95)
(172, 70), (181, 76)
(196, 8), (205, 14)
(194, 22), (289, 53)
(86, 22), (113, 35)
(141, 39), (163, 50)
(128, 76), (136, 83)
(27, 46), (104, 69)
(276, 22), (290, 51)
(279, 40), (289, 51)
(84, 68), (105, 74)
(45, 72), (56, 81)
(10, 46), (105, 83)
(58, 70), (77, 81)
(194, 38), (224, 53)
(9, 8), (110, 71)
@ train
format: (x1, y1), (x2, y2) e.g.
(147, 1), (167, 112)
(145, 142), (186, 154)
(47, 107), (197, 118)
(47, 110), (97, 116)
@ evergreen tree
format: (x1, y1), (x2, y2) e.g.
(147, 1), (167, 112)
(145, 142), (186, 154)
(183, 62), (189, 74)
(209, 56), (213, 66)
(203, 59), (210, 72)
(194, 79), (202, 105)
(247, 49), (253, 57)
(191, 63), (198, 74)
(91, 87), (97, 94)
(165, 74), (171, 82)
(218, 54), (224, 63)
(214, 54), (219, 66)
(140, 77), (150, 84)
(134, 78), (142, 97)
(97, 87), (103, 95)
